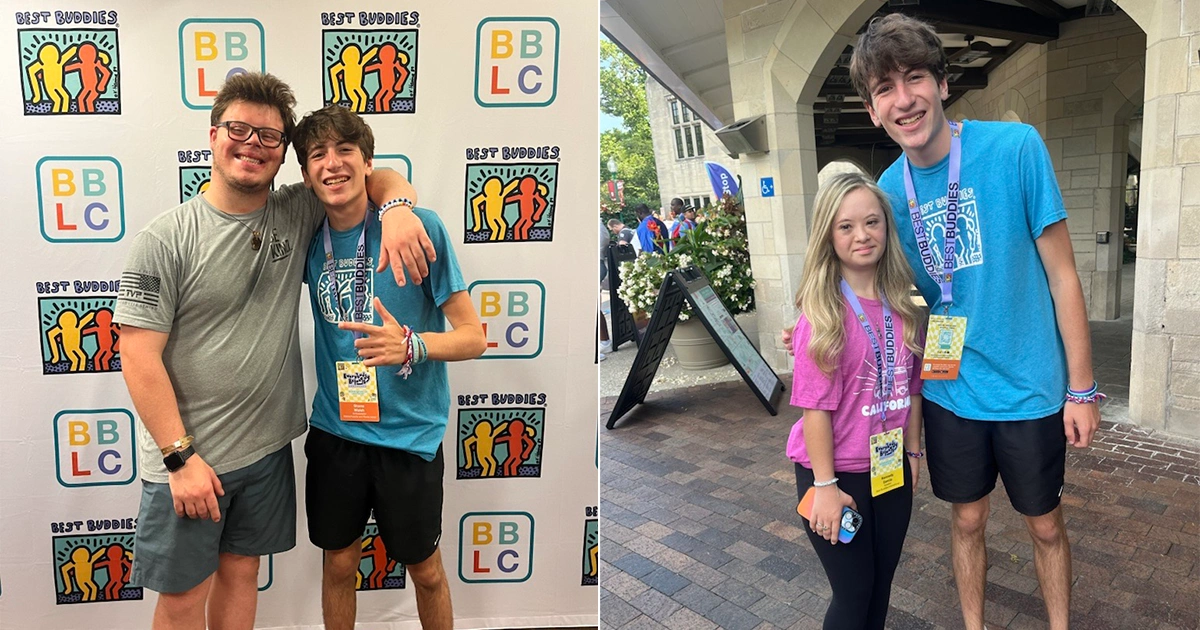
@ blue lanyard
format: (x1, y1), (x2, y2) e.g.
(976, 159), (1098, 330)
(322, 211), (371, 340)
(903, 120), (962, 311)
(840, 279), (895, 429)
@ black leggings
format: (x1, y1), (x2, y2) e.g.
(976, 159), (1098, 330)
(795, 462), (913, 630)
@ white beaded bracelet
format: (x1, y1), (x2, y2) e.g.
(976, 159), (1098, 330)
(812, 477), (839, 488)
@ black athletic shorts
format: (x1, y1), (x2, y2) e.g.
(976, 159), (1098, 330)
(923, 399), (1066, 517)
(305, 426), (443, 565)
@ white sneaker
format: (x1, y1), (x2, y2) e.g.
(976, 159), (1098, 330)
(598, 353), (607, 362)
(599, 341), (613, 353)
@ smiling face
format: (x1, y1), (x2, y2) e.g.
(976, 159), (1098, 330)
(209, 100), (286, 196)
(301, 137), (373, 217)
(864, 67), (951, 167)
(831, 186), (888, 273)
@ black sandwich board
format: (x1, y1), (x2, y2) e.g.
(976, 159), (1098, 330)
(606, 265), (784, 429)
(605, 243), (639, 351)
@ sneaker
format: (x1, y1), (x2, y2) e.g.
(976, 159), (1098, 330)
(598, 353), (607, 362)
(599, 341), (613, 353)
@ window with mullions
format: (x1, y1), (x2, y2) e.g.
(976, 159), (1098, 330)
(669, 98), (705, 160)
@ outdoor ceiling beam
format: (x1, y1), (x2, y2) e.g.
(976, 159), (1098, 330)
(883, 0), (1059, 44)
(600, 0), (727, 129)
(1012, 0), (1070, 21)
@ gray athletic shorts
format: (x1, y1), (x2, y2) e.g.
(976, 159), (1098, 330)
(129, 445), (297, 594)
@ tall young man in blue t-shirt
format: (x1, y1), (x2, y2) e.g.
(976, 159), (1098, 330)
(292, 105), (486, 630)
(851, 14), (1101, 630)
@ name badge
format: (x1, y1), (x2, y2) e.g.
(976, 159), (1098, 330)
(870, 427), (904, 497)
(922, 314), (967, 380)
(336, 361), (380, 422)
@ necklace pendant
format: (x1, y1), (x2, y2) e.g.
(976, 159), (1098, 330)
(251, 231), (263, 251)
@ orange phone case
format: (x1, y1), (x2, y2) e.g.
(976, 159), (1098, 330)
(797, 486), (816, 520)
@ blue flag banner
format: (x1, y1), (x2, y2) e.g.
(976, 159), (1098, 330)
(704, 161), (740, 202)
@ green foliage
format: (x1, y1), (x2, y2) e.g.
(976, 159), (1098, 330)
(599, 39), (659, 211)
(617, 198), (756, 320)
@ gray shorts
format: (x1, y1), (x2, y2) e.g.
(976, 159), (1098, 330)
(129, 445), (297, 594)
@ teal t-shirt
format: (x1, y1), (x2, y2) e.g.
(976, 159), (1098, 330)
(305, 207), (466, 458)
(877, 120), (1068, 420)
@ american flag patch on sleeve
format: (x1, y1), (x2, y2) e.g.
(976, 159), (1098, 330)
(118, 272), (162, 307)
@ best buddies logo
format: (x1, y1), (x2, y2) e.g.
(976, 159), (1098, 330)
(321, 19), (419, 114)
(356, 522), (407, 591)
(50, 518), (141, 605)
(455, 393), (547, 480)
(36, 280), (122, 375)
(463, 146), (559, 243)
(17, 11), (121, 115)
(582, 510), (598, 586)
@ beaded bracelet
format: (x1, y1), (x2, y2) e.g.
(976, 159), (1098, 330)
(377, 197), (415, 220)
(812, 477), (839, 488)
(905, 450), (925, 459)
(1065, 380), (1106, 404)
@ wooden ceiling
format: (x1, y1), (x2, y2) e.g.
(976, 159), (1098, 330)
(816, 0), (1116, 149)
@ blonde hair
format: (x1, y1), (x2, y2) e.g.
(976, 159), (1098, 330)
(793, 172), (924, 375)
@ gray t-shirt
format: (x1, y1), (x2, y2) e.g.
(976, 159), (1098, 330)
(114, 184), (323, 482)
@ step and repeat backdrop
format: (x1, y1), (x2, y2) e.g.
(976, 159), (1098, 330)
(0, 2), (599, 628)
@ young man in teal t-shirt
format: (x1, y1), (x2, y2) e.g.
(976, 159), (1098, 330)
(292, 105), (486, 630)
(851, 13), (1102, 630)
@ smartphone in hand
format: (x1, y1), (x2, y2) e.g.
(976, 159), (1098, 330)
(797, 486), (862, 543)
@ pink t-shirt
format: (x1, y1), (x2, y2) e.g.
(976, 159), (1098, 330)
(786, 295), (923, 473)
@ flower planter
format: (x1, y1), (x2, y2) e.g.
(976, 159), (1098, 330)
(670, 318), (730, 370)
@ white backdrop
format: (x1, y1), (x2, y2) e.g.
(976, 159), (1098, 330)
(0, 1), (599, 628)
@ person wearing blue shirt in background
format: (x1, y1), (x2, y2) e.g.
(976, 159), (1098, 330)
(293, 105), (485, 630)
(634, 203), (669, 254)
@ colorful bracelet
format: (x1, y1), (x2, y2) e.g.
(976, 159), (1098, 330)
(377, 197), (415, 220)
(812, 477), (839, 488)
(398, 326), (415, 379)
(1066, 380), (1106, 404)
(410, 331), (428, 365)
(905, 450), (925, 459)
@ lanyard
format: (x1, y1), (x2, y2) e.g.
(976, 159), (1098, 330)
(840, 280), (896, 429)
(322, 212), (371, 339)
(903, 120), (962, 311)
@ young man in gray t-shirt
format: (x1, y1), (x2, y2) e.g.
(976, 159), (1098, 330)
(114, 72), (432, 630)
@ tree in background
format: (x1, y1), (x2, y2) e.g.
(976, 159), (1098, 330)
(600, 38), (659, 229)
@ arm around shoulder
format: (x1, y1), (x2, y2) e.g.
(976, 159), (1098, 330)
(366, 168), (434, 286)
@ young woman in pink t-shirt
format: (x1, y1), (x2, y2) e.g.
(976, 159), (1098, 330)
(787, 172), (925, 629)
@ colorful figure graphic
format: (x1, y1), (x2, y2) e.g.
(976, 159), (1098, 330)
(505, 176), (550, 241)
(364, 43), (410, 112)
(322, 30), (418, 114)
(497, 419), (537, 478)
(329, 44), (379, 113)
(360, 535), (398, 590)
(26, 42), (78, 113)
(20, 29), (120, 115)
(92, 544), (134, 602)
(63, 42), (113, 113)
(463, 164), (558, 244)
(53, 533), (142, 604)
(81, 307), (120, 371)
(471, 177), (520, 242)
(456, 408), (545, 478)
(462, 419), (507, 478)
(41, 298), (123, 374)
(581, 519), (599, 586)
(60, 546), (102, 602)
(47, 309), (95, 372)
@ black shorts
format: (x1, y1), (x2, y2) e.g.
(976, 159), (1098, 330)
(923, 399), (1066, 517)
(305, 426), (443, 565)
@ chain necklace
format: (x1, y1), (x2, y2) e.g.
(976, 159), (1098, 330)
(225, 208), (268, 251)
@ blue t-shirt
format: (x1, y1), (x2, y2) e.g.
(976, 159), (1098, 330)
(877, 120), (1068, 420)
(636, 216), (668, 253)
(305, 207), (466, 459)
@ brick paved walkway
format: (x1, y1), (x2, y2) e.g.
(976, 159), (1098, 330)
(600, 383), (1200, 630)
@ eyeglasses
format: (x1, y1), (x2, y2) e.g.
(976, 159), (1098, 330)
(216, 121), (286, 148)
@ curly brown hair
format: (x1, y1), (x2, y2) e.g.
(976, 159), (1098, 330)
(210, 73), (298, 152)
(290, 105), (375, 169)
(849, 13), (948, 106)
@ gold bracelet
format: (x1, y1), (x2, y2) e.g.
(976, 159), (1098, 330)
(160, 435), (194, 456)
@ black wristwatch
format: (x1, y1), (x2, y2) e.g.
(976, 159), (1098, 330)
(163, 444), (195, 473)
